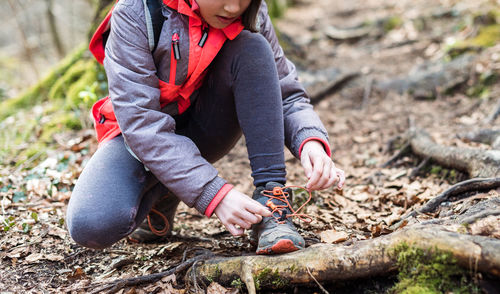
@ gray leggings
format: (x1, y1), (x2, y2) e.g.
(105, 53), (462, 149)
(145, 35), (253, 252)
(66, 31), (287, 249)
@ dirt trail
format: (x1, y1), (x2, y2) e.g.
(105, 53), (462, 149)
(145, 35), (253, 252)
(1, 0), (499, 292)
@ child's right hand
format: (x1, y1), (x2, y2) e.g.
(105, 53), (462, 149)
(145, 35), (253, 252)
(214, 189), (272, 236)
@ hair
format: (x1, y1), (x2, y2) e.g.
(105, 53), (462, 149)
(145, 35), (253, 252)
(241, 0), (263, 32)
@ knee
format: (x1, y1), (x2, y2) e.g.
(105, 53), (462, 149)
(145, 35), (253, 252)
(225, 31), (274, 62)
(66, 207), (134, 249)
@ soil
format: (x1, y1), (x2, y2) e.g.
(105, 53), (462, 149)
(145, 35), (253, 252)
(1, 0), (499, 293)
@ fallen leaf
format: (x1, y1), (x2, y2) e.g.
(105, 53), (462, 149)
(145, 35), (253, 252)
(67, 267), (86, 280)
(24, 253), (44, 263)
(207, 282), (236, 294)
(48, 225), (67, 239)
(320, 230), (349, 243)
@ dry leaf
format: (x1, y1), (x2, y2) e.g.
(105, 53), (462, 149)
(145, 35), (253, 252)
(207, 282), (235, 294)
(320, 230), (349, 243)
(469, 215), (500, 238)
(67, 267), (86, 280)
(24, 253), (44, 263)
(48, 225), (67, 239)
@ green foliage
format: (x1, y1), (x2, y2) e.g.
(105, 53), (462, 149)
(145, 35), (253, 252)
(389, 243), (480, 294)
(230, 278), (244, 291)
(466, 70), (498, 99)
(0, 44), (87, 121)
(383, 16), (404, 32)
(266, 0), (289, 20)
(253, 268), (288, 290)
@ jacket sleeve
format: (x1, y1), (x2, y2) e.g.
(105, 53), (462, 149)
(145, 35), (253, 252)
(103, 0), (225, 214)
(258, 2), (331, 158)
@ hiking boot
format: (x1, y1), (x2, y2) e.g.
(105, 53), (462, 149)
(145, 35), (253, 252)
(251, 182), (305, 255)
(128, 191), (180, 243)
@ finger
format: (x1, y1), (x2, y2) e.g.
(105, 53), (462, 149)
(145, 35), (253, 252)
(301, 153), (313, 178)
(306, 157), (324, 190)
(233, 217), (253, 230)
(337, 168), (346, 189)
(247, 200), (272, 217)
(226, 223), (245, 236)
(315, 159), (332, 190)
(237, 209), (262, 224)
(322, 165), (339, 190)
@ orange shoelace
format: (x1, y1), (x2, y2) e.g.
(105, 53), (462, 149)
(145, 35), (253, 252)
(261, 186), (313, 224)
(147, 207), (170, 236)
(147, 195), (171, 236)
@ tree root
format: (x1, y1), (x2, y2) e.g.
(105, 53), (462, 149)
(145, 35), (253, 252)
(393, 178), (500, 229)
(408, 128), (500, 177)
(84, 254), (212, 294)
(189, 226), (500, 293)
(458, 129), (500, 149)
(486, 99), (500, 123)
(309, 71), (360, 105)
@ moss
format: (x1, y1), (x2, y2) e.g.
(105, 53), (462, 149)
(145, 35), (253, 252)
(266, 0), (289, 20)
(65, 61), (105, 110)
(389, 243), (480, 294)
(0, 44), (87, 121)
(48, 59), (89, 101)
(449, 24), (500, 58)
(230, 278), (244, 290)
(40, 112), (82, 143)
(253, 268), (288, 290)
(466, 71), (498, 99)
(207, 265), (222, 283)
(383, 16), (404, 32)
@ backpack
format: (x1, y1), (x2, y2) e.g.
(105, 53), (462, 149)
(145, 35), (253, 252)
(90, 0), (165, 64)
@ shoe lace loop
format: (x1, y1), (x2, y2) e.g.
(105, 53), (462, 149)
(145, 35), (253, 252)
(147, 195), (171, 236)
(262, 185), (313, 224)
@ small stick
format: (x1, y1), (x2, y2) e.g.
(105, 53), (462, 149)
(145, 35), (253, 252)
(306, 266), (329, 294)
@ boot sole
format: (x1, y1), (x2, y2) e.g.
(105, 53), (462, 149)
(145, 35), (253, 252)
(256, 239), (301, 255)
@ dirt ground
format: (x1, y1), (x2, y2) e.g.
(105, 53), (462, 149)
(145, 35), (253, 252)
(1, 0), (499, 293)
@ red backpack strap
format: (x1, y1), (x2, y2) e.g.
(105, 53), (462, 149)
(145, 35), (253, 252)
(89, 4), (116, 64)
(89, 0), (165, 64)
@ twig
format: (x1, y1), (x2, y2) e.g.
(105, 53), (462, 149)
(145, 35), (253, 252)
(309, 72), (360, 105)
(409, 157), (431, 179)
(361, 76), (373, 109)
(87, 253), (212, 294)
(486, 99), (500, 123)
(381, 143), (411, 168)
(306, 266), (329, 294)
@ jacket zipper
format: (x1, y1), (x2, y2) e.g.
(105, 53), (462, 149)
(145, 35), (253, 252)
(170, 32), (180, 84)
(198, 26), (209, 47)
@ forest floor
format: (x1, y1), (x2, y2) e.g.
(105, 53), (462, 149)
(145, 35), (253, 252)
(1, 0), (499, 293)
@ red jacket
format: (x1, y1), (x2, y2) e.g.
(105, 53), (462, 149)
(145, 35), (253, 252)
(90, 0), (244, 145)
(88, 0), (331, 215)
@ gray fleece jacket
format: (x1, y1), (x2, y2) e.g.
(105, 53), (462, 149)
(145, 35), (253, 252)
(103, 0), (330, 215)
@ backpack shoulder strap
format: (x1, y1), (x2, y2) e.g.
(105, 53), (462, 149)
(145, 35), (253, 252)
(143, 0), (165, 52)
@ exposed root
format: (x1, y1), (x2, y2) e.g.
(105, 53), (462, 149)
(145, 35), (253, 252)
(309, 71), (360, 105)
(382, 143), (411, 168)
(394, 177), (500, 227)
(458, 129), (500, 149)
(84, 254), (212, 294)
(486, 99), (500, 123)
(408, 128), (500, 177)
(189, 225), (500, 290)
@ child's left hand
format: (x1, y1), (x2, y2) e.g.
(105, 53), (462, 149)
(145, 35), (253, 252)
(300, 140), (345, 191)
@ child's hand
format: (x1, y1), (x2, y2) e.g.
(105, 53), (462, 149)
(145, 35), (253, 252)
(214, 189), (272, 236)
(300, 140), (345, 191)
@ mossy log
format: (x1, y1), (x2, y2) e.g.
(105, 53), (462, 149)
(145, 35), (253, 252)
(190, 225), (500, 293)
(0, 45), (88, 120)
(409, 128), (500, 177)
